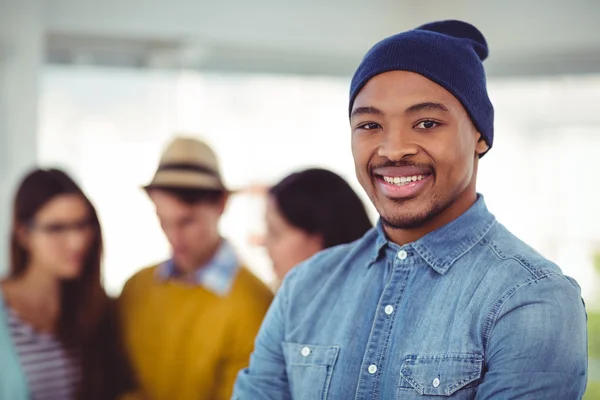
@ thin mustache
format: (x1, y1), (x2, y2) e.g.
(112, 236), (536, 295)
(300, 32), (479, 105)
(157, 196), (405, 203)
(370, 161), (432, 171)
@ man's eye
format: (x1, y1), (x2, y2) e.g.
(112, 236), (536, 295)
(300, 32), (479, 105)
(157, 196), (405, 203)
(415, 120), (438, 129)
(358, 122), (381, 130)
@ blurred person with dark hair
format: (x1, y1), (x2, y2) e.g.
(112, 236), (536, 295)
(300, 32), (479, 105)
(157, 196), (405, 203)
(265, 168), (372, 282)
(118, 137), (273, 400)
(0, 168), (137, 400)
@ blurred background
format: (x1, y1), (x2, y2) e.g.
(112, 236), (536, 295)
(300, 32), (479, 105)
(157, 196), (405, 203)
(1, 0), (599, 396)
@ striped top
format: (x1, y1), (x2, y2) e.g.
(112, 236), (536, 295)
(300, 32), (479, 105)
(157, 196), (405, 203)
(7, 308), (81, 400)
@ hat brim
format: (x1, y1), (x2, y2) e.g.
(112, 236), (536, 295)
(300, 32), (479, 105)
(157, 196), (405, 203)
(143, 170), (228, 192)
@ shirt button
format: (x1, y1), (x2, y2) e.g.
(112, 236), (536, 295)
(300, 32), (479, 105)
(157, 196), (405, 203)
(301, 347), (311, 357)
(397, 250), (408, 260)
(432, 377), (440, 388)
(368, 364), (377, 374)
(384, 305), (394, 315)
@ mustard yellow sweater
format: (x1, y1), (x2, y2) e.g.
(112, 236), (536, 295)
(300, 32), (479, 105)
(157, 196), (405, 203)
(118, 265), (273, 400)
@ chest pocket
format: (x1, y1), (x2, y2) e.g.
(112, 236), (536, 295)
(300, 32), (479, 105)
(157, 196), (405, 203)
(283, 342), (340, 400)
(398, 353), (483, 397)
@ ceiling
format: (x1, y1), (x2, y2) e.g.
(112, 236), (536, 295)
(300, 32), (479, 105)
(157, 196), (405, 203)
(43, 0), (600, 77)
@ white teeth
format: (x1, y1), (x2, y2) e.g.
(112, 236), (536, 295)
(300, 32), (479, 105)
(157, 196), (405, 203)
(382, 175), (426, 186)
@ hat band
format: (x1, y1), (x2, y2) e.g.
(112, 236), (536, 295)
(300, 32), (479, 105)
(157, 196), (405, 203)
(157, 162), (219, 177)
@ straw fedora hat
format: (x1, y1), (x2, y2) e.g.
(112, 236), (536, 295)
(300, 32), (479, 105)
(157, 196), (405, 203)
(144, 137), (227, 191)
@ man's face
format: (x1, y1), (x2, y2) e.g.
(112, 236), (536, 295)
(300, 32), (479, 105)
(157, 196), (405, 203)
(350, 71), (488, 233)
(149, 190), (225, 271)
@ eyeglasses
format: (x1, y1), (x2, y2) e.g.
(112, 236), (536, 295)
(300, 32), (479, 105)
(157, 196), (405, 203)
(28, 219), (96, 237)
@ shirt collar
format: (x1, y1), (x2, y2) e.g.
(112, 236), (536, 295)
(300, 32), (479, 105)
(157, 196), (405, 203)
(369, 195), (496, 274)
(367, 223), (389, 267)
(156, 239), (239, 296)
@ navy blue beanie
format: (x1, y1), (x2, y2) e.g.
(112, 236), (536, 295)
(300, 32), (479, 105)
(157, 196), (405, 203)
(349, 20), (494, 152)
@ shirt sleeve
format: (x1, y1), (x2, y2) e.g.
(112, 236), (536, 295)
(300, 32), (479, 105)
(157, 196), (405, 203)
(232, 279), (292, 400)
(475, 273), (588, 399)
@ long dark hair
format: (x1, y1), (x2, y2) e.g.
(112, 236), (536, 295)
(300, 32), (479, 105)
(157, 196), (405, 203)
(8, 168), (133, 399)
(10, 168), (107, 342)
(269, 168), (373, 249)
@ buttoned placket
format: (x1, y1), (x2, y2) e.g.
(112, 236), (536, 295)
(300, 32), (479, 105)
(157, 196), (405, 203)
(354, 245), (417, 399)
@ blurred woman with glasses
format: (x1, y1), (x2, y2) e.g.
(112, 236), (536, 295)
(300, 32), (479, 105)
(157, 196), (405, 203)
(0, 168), (137, 400)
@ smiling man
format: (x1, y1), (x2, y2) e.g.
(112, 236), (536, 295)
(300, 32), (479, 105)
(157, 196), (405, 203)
(233, 20), (588, 399)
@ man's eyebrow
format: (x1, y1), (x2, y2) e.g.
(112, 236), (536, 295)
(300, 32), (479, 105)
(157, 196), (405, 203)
(350, 106), (384, 119)
(351, 103), (448, 119)
(405, 102), (449, 114)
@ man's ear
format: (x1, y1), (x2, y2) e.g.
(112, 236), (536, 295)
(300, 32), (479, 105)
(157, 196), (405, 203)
(217, 192), (229, 215)
(475, 133), (489, 156)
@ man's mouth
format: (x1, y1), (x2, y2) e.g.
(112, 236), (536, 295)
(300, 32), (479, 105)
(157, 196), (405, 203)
(381, 174), (428, 186)
(372, 165), (433, 199)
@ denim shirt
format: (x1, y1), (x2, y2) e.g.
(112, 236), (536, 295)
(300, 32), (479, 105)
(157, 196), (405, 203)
(233, 196), (588, 399)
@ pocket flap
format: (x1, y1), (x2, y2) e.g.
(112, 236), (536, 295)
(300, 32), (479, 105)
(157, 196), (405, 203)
(400, 353), (483, 396)
(283, 342), (340, 366)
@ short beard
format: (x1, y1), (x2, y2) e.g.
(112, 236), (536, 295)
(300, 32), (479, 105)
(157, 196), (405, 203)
(379, 194), (450, 231)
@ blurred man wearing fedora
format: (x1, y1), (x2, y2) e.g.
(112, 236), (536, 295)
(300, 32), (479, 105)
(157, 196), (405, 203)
(119, 137), (273, 400)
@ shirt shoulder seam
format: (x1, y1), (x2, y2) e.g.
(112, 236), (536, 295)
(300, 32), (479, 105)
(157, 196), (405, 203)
(481, 269), (559, 354)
